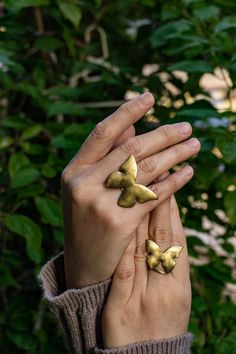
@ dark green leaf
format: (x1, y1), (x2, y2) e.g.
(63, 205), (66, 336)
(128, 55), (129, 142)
(168, 61), (213, 73)
(224, 191), (236, 225)
(57, 1), (82, 28)
(5, 215), (43, 263)
(34, 196), (62, 227)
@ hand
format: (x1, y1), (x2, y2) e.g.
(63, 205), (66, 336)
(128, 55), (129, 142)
(61, 92), (200, 288)
(102, 195), (191, 348)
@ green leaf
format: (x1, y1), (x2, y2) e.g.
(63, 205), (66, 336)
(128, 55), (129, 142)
(41, 163), (57, 178)
(6, 0), (50, 8)
(229, 63), (236, 87)
(8, 153), (30, 180)
(6, 330), (36, 350)
(220, 141), (236, 163)
(0, 136), (14, 149)
(215, 16), (236, 33)
(34, 37), (64, 52)
(0, 265), (19, 288)
(11, 167), (40, 188)
(57, 1), (82, 28)
(34, 196), (62, 227)
(4, 215), (43, 263)
(20, 124), (42, 141)
(47, 101), (87, 116)
(224, 191), (236, 226)
(17, 184), (45, 198)
(2, 116), (32, 131)
(168, 61), (213, 73)
(151, 20), (191, 47)
(193, 6), (220, 21)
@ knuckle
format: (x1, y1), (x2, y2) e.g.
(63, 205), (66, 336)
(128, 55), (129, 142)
(159, 124), (171, 140)
(61, 167), (71, 186)
(120, 137), (142, 156)
(149, 226), (169, 244)
(135, 240), (146, 255)
(135, 241), (146, 261)
(169, 145), (179, 159)
(138, 157), (157, 174)
(70, 181), (87, 203)
(91, 121), (111, 140)
(120, 100), (137, 116)
(149, 184), (160, 197)
(96, 207), (122, 230)
(116, 267), (135, 281)
(167, 175), (178, 191)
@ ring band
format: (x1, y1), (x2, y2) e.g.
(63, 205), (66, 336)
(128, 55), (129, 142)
(106, 155), (158, 208)
(146, 239), (183, 274)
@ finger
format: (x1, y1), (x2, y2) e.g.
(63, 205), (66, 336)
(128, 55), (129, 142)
(98, 136), (199, 187)
(95, 128), (198, 186)
(136, 138), (200, 185)
(111, 125), (135, 150)
(149, 197), (171, 251)
(70, 93), (154, 166)
(132, 214), (149, 294)
(134, 165), (194, 220)
(100, 121), (192, 172)
(108, 236), (136, 306)
(170, 196), (190, 278)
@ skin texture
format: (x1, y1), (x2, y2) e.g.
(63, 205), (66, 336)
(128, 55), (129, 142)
(102, 194), (191, 348)
(61, 92), (201, 288)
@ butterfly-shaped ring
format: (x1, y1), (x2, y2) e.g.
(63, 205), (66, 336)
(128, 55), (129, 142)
(106, 155), (158, 208)
(146, 239), (183, 274)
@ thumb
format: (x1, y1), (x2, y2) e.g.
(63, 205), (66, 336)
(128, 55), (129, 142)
(107, 236), (136, 306)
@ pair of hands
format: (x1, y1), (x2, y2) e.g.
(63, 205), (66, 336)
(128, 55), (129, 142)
(61, 93), (200, 348)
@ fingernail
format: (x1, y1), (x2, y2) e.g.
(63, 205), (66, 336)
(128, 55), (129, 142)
(138, 92), (154, 106)
(186, 138), (200, 148)
(183, 165), (194, 177)
(176, 122), (191, 135)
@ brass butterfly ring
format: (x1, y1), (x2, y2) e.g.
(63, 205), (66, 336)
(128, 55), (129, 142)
(146, 239), (183, 274)
(106, 155), (158, 208)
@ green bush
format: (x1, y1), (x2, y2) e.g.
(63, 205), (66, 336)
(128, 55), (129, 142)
(1, 1), (236, 353)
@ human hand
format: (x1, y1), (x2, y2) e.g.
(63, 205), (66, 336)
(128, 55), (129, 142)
(61, 93), (200, 288)
(102, 195), (191, 348)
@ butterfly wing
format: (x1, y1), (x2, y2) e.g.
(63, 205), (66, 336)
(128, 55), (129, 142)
(118, 189), (137, 207)
(106, 171), (124, 188)
(134, 184), (158, 203)
(120, 155), (137, 181)
(161, 246), (183, 273)
(146, 239), (162, 269)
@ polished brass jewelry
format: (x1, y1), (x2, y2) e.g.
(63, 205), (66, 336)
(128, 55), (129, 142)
(146, 239), (183, 274)
(106, 155), (158, 208)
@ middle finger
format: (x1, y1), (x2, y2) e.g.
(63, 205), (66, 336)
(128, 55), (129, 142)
(98, 122), (192, 176)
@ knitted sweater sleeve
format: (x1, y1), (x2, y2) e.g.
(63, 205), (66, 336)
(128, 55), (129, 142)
(38, 253), (193, 354)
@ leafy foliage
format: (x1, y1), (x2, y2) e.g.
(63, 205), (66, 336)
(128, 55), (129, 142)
(1, 0), (236, 353)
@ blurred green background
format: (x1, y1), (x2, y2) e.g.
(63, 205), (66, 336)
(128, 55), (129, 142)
(1, 0), (236, 353)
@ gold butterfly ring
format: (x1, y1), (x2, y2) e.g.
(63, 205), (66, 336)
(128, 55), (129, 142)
(106, 155), (158, 208)
(146, 239), (183, 274)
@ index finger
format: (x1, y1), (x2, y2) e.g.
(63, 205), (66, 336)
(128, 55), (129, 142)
(71, 93), (154, 166)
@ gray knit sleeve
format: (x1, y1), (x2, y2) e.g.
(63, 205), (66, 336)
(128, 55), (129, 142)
(94, 334), (193, 354)
(38, 253), (111, 353)
(38, 253), (193, 354)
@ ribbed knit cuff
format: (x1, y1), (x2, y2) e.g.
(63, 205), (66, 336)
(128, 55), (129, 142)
(38, 252), (111, 312)
(94, 333), (193, 354)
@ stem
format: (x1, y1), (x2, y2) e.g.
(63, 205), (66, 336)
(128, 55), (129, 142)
(34, 7), (45, 34)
